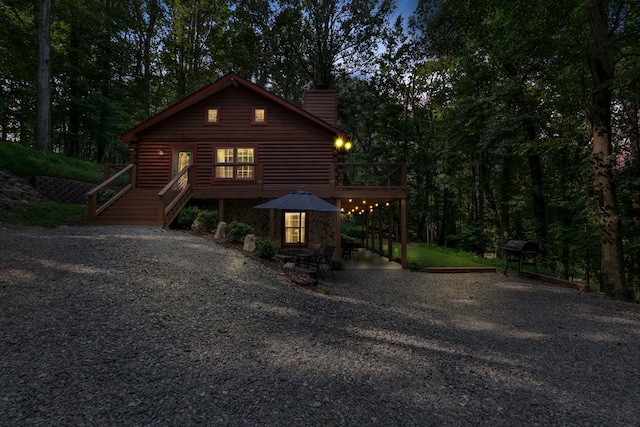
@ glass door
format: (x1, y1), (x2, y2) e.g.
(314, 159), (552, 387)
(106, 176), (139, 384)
(172, 148), (193, 189)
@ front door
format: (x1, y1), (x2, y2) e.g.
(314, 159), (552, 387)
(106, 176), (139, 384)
(172, 148), (193, 189)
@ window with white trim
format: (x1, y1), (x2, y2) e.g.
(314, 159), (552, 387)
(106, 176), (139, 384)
(252, 107), (266, 124)
(215, 147), (255, 180)
(206, 107), (219, 124)
(284, 212), (306, 245)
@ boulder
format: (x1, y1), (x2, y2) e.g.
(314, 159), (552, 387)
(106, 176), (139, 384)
(243, 234), (256, 252)
(214, 221), (227, 239)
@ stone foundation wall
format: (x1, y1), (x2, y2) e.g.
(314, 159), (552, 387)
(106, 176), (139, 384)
(222, 199), (339, 254)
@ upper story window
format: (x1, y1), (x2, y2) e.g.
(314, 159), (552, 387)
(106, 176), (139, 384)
(215, 147), (255, 180)
(252, 107), (267, 125)
(206, 107), (219, 125)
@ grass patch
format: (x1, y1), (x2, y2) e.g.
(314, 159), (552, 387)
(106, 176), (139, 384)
(0, 202), (87, 227)
(0, 141), (103, 183)
(384, 242), (500, 269)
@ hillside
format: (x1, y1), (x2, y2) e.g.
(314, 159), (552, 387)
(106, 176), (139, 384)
(0, 143), (105, 226)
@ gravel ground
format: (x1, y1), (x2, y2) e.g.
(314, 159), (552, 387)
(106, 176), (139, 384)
(1, 226), (639, 426)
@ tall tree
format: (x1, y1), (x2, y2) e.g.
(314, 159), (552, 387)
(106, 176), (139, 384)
(35, 0), (51, 152)
(161, 0), (231, 99)
(585, 0), (631, 300)
(0, 0), (37, 144)
(279, 0), (394, 89)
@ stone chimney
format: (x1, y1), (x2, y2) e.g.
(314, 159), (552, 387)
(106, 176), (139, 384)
(303, 89), (338, 126)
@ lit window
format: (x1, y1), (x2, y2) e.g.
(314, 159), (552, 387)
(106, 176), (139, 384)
(252, 108), (266, 124)
(215, 147), (255, 180)
(206, 108), (219, 124)
(284, 212), (306, 245)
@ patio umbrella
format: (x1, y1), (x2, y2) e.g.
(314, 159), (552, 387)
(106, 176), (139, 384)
(254, 188), (341, 212)
(255, 188), (340, 252)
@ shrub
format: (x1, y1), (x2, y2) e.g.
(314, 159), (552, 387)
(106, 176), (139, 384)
(176, 205), (200, 229)
(255, 236), (280, 259)
(225, 220), (254, 242)
(97, 188), (116, 205)
(408, 260), (422, 271)
(195, 209), (219, 231)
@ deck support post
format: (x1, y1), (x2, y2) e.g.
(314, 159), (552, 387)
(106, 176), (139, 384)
(219, 199), (225, 223)
(388, 203), (393, 262)
(401, 198), (407, 269)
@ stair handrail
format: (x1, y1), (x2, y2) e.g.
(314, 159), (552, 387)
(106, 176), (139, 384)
(157, 165), (193, 223)
(86, 163), (135, 220)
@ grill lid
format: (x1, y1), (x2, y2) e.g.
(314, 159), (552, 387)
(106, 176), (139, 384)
(503, 240), (538, 255)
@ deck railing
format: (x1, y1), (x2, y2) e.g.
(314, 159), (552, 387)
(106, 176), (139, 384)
(158, 164), (193, 226)
(329, 163), (406, 198)
(86, 164), (135, 221)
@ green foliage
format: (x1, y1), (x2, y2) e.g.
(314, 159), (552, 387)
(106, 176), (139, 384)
(0, 202), (86, 227)
(255, 236), (280, 259)
(225, 220), (254, 243)
(0, 142), (103, 182)
(176, 205), (200, 229)
(341, 218), (363, 239)
(447, 223), (491, 255)
(195, 209), (219, 231)
(407, 260), (422, 271)
(97, 188), (116, 205)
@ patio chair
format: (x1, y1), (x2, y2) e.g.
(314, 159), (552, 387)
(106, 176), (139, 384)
(310, 245), (335, 278)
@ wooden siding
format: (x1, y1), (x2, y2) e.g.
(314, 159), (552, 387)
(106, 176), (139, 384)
(134, 85), (338, 194)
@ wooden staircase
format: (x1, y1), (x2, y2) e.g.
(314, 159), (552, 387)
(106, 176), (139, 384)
(84, 188), (165, 226)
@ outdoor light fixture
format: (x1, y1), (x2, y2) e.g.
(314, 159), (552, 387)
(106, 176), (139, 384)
(334, 137), (353, 153)
(159, 150), (165, 156)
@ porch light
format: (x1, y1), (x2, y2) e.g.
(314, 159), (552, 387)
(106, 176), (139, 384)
(334, 137), (353, 153)
(159, 150), (165, 156)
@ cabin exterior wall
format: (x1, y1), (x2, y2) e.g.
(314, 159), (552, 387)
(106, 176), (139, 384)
(132, 85), (337, 193)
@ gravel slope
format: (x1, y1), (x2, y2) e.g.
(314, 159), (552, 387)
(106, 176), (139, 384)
(1, 226), (639, 426)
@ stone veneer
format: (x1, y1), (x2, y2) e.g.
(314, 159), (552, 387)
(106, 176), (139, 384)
(222, 198), (339, 256)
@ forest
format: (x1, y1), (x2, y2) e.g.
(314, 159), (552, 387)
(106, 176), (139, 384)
(1, 0), (638, 300)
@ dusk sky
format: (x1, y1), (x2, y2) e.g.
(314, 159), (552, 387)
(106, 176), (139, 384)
(396, 0), (419, 17)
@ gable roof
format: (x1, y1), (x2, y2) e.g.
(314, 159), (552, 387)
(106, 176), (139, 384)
(121, 72), (347, 143)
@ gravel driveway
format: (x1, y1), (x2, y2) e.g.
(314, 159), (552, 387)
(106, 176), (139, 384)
(1, 226), (639, 426)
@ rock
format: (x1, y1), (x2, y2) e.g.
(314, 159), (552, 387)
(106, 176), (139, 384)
(214, 221), (227, 239)
(191, 218), (204, 233)
(243, 234), (256, 252)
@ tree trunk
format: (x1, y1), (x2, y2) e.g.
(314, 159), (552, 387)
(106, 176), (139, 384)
(587, 0), (631, 300)
(66, 19), (81, 158)
(35, 0), (51, 152)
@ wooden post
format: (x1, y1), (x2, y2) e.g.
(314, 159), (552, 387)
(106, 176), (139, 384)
(401, 198), (407, 269)
(336, 199), (342, 260)
(387, 203), (393, 262)
(219, 199), (225, 223)
(377, 206), (383, 255)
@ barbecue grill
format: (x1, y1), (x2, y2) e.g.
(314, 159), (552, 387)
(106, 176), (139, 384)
(503, 240), (538, 277)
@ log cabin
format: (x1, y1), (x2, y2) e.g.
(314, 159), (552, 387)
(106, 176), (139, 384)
(86, 73), (407, 267)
